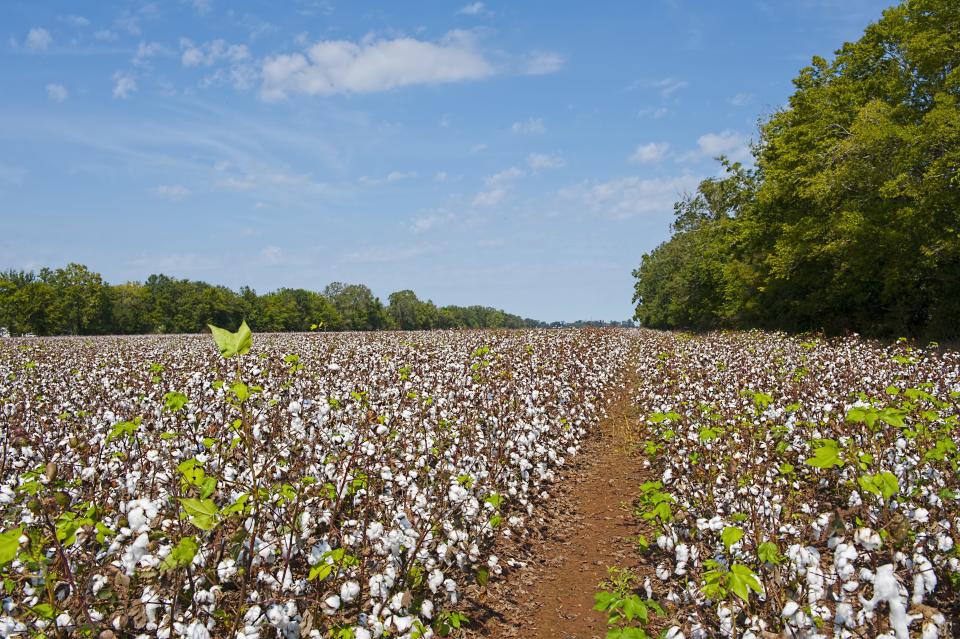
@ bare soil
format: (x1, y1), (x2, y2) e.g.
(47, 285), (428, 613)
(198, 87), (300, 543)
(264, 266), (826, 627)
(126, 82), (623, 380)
(465, 380), (654, 639)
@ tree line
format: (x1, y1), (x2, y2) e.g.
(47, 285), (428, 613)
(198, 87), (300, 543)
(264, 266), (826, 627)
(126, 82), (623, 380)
(0, 264), (548, 336)
(633, 0), (960, 339)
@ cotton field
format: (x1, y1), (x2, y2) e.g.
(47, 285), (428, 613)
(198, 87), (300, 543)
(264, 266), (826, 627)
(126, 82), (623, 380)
(0, 329), (633, 637)
(631, 332), (959, 639)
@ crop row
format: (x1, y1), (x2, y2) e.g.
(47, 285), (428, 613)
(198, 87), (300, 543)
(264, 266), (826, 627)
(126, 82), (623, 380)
(0, 328), (633, 638)
(615, 332), (959, 639)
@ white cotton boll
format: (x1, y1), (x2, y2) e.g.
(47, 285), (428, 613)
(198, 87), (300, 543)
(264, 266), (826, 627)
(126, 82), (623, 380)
(860, 564), (909, 639)
(911, 553), (936, 605)
(185, 621), (210, 639)
(322, 594), (341, 615)
(55, 613), (71, 628)
(912, 508), (929, 524)
(340, 581), (360, 603)
(288, 401), (301, 415)
(428, 569), (444, 593)
(937, 533), (954, 552)
(854, 528), (882, 551)
(664, 627), (684, 639)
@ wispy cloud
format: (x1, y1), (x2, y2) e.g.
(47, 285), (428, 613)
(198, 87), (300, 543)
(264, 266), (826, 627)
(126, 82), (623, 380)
(358, 170), (417, 186)
(511, 117), (545, 135)
(25, 28), (52, 52)
(651, 77), (689, 98)
(260, 31), (494, 100)
(180, 38), (250, 67)
(559, 174), (700, 219)
(629, 142), (670, 164)
(680, 130), (751, 163)
(474, 166), (524, 206)
(345, 244), (433, 263)
(458, 2), (487, 16)
(728, 92), (754, 106)
(152, 184), (191, 201)
(46, 83), (69, 102)
(527, 152), (565, 171)
(524, 51), (564, 75)
(112, 72), (137, 99)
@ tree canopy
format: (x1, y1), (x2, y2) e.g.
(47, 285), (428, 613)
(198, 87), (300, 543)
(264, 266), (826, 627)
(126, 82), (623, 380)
(0, 264), (546, 336)
(633, 0), (960, 339)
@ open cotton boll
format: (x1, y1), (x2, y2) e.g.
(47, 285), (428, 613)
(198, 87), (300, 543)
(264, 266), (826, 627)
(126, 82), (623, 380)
(860, 564), (909, 639)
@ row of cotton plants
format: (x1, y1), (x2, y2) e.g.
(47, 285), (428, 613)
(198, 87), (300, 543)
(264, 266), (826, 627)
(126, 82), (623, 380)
(0, 326), (634, 637)
(626, 331), (959, 638)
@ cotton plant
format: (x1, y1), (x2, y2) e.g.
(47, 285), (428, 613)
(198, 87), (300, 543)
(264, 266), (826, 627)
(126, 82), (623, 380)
(0, 327), (634, 636)
(622, 331), (959, 637)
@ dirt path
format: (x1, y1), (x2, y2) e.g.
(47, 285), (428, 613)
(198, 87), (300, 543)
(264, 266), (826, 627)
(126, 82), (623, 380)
(466, 378), (650, 638)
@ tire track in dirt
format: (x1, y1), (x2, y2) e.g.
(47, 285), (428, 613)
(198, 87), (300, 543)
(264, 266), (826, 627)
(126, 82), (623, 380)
(466, 374), (652, 638)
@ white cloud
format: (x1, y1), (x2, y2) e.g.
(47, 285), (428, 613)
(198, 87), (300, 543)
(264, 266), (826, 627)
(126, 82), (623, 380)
(473, 188), (505, 207)
(511, 117), (545, 135)
(94, 30), (118, 42)
(651, 77), (689, 98)
(458, 2), (486, 15)
(629, 142), (670, 164)
(359, 170), (417, 186)
(25, 28), (52, 52)
(412, 211), (455, 233)
(434, 171), (448, 182)
(152, 184), (191, 201)
(180, 38), (250, 67)
(474, 166), (524, 206)
(346, 245), (432, 263)
(681, 130), (751, 162)
(259, 30), (493, 100)
(112, 72), (137, 99)
(134, 41), (167, 65)
(729, 92), (754, 106)
(259, 245), (283, 265)
(63, 15), (90, 28)
(191, 0), (214, 15)
(527, 152), (565, 171)
(46, 83), (69, 102)
(638, 106), (668, 119)
(469, 143), (488, 154)
(559, 174), (701, 219)
(524, 51), (564, 75)
(116, 15), (141, 36)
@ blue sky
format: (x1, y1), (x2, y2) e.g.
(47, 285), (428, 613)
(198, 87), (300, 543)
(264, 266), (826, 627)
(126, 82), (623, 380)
(0, 0), (896, 322)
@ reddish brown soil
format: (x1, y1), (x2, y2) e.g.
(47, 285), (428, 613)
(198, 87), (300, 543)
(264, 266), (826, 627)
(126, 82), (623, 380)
(465, 382), (652, 639)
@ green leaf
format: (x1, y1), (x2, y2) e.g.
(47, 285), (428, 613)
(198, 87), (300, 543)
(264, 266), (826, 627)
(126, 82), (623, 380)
(160, 537), (198, 572)
(858, 471), (899, 501)
(757, 541), (783, 565)
(721, 526), (744, 550)
(0, 528), (22, 566)
(593, 590), (618, 612)
(180, 498), (219, 530)
(208, 320), (253, 358)
(163, 391), (189, 413)
(728, 563), (762, 603)
(805, 439), (844, 468)
(308, 563), (332, 581)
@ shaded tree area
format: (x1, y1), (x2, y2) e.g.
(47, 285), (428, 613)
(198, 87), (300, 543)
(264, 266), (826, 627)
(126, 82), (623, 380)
(0, 264), (546, 336)
(633, 0), (960, 339)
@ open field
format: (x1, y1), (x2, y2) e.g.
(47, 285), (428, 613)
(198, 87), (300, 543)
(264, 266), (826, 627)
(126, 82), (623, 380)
(0, 330), (631, 637)
(0, 329), (958, 638)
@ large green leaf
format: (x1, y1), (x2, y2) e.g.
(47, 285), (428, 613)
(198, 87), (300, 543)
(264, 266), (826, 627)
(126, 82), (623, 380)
(180, 498), (219, 530)
(0, 528), (22, 566)
(728, 563), (762, 603)
(805, 439), (844, 468)
(208, 320), (252, 358)
(159, 536), (198, 572)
